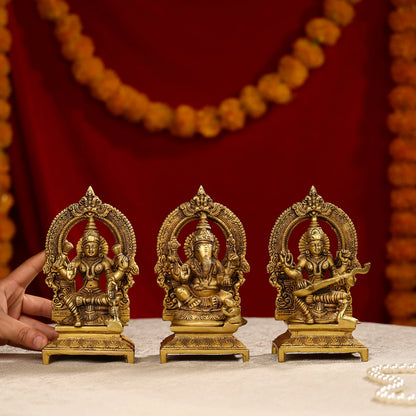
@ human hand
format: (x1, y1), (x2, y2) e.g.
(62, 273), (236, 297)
(0, 252), (58, 350)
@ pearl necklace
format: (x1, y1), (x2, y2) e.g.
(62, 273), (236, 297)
(367, 363), (416, 405)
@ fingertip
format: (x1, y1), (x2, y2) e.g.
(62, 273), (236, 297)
(33, 334), (48, 350)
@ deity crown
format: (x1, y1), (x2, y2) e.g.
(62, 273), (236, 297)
(82, 216), (100, 244)
(307, 216), (325, 242)
(195, 213), (215, 245)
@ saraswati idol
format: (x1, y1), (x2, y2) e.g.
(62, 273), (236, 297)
(155, 186), (250, 363)
(267, 186), (370, 362)
(42, 187), (139, 364)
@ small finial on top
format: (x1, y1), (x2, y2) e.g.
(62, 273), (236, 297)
(86, 186), (95, 196)
(198, 185), (206, 195)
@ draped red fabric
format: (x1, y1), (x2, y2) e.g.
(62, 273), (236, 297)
(7, 0), (391, 321)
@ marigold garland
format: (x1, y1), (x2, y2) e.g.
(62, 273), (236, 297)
(34, 0), (361, 139)
(386, 0), (416, 325)
(389, 137), (416, 161)
(391, 188), (416, 210)
(0, 0), (13, 278)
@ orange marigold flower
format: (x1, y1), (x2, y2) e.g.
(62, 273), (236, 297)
(391, 188), (416, 210)
(257, 73), (292, 104)
(196, 106), (222, 139)
(387, 238), (416, 262)
(0, 75), (11, 99)
(90, 69), (121, 102)
(61, 35), (94, 61)
(387, 110), (416, 136)
(0, 8), (8, 27)
(170, 105), (197, 139)
(389, 8), (416, 32)
(0, 173), (10, 191)
(323, 0), (355, 27)
(55, 13), (82, 43)
(106, 84), (149, 119)
(143, 102), (173, 132)
(0, 99), (10, 120)
(391, 58), (416, 87)
(218, 98), (246, 131)
(239, 85), (267, 119)
(390, 137), (416, 161)
(278, 55), (309, 89)
(37, 0), (69, 21)
(0, 240), (12, 264)
(0, 121), (11, 148)
(292, 38), (325, 69)
(390, 32), (416, 60)
(72, 56), (104, 85)
(389, 85), (416, 110)
(386, 263), (416, 290)
(0, 214), (14, 240)
(305, 18), (341, 46)
(0, 27), (11, 53)
(0, 191), (12, 215)
(389, 161), (416, 186)
(385, 290), (416, 319)
(390, 211), (416, 236)
(123, 89), (149, 123)
(106, 84), (131, 116)
(0, 54), (10, 76)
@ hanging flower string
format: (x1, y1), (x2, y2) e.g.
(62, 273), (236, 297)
(386, 0), (416, 326)
(0, 0), (14, 278)
(35, 0), (361, 139)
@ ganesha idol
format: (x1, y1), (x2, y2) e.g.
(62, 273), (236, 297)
(155, 186), (250, 362)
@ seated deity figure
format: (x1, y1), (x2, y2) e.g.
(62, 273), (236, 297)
(279, 216), (355, 324)
(169, 213), (242, 325)
(52, 216), (129, 327)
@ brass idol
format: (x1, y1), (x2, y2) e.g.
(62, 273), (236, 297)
(267, 186), (370, 362)
(155, 186), (250, 363)
(42, 187), (139, 364)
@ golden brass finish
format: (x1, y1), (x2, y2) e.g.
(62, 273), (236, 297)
(267, 186), (370, 361)
(155, 186), (250, 362)
(42, 187), (139, 364)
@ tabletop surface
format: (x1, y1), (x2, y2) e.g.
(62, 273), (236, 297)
(1, 318), (416, 416)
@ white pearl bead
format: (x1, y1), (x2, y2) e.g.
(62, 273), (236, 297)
(390, 364), (399, 373)
(396, 393), (405, 404)
(408, 363), (416, 372)
(386, 393), (396, 404)
(378, 391), (388, 401)
(407, 395), (416, 406)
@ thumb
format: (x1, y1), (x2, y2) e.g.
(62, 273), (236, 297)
(0, 311), (48, 350)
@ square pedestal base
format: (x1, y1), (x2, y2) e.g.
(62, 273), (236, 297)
(160, 326), (249, 363)
(272, 322), (368, 362)
(42, 325), (135, 364)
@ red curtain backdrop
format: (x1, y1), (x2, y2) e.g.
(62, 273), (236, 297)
(8, 0), (391, 321)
